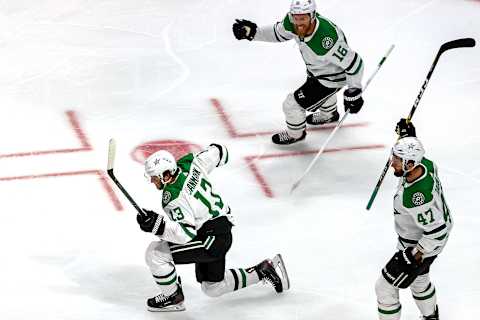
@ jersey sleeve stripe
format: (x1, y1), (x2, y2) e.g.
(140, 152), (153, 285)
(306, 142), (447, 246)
(346, 59), (363, 75)
(435, 233), (448, 241)
(398, 235), (417, 245)
(274, 22), (291, 41)
(344, 53), (358, 72)
(423, 224), (446, 235)
(273, 24), (281, 42)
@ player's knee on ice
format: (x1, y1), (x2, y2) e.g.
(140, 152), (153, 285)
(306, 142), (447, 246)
(201, 280), (229, 298)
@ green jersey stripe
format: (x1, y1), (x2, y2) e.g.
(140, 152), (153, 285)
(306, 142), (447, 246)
(179, 223), (196, 240)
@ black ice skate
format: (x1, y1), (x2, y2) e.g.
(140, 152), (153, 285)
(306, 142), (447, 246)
(147, 278), (185, 312)
(422, 305), (439, 320)
(271, 130), (306, 145)
(306, 110), (339, 125)
(255, 254), (290, 293)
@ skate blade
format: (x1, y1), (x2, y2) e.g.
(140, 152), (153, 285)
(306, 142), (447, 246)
(272, 254), (290, 291)
(147, 303), (186, 312)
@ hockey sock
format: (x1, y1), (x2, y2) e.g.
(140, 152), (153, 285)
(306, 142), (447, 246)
(152, 266), (178, 296)
(229, 267), (260, 291)
(412, 282), (437, 316)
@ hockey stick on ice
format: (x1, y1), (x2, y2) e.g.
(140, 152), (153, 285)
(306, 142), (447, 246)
(290, 44), (395, 193)
(107, 138), (145, 216)
(365, 37), (476, 210)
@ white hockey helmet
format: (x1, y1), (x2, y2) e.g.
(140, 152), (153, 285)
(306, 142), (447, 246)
(392, 137), (425, 171)
(144, 150), (177, 182)
(290, 0), (316, 19)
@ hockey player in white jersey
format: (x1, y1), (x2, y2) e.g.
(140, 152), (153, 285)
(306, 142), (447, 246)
(232, 0), (364, 145)
(136, 144), (290, 311)
(375, 120), (452, 320)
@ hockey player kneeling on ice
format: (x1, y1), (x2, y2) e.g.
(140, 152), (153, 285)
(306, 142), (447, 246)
(375, 119), (452, 320)
(232, 0), (364, 145)
(137, 144), (290, 312)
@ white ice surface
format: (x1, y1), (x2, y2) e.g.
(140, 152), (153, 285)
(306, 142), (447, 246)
(0, 0), (479, 319)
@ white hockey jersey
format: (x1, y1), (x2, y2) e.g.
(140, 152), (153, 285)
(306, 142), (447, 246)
(253, 13), (364, 89)
(393, 158), (453, 258)
(158, 144), (233, 244)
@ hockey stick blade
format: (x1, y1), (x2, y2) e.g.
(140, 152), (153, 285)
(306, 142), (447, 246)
(439, 38), (475, 53)
(106, 139), (144, 215)
(107, 138), (116, 171)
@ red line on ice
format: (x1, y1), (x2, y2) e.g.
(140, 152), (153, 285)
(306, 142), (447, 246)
(0, 110), (91, 158)
(0, 110), (123, 211)
(0, 169), (123, 211)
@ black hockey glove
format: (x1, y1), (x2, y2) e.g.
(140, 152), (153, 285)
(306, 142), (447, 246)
(232, 19), (257, 41)
(395, 118), (416, 138)
(137, 209), (165, 235)
(382, 247), (421, 288)
(343, 88), (364, 114)
(400, 247), (420, 268)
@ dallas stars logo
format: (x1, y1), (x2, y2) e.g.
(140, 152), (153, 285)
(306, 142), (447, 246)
(154, 158), (161, 165)
(407, 143), (416, 151)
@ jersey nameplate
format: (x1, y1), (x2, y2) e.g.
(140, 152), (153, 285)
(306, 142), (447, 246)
(186, 167), (201, 195)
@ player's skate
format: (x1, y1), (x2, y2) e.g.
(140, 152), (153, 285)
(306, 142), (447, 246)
(147, 278), (185, 312)
(306, 110), (339, 125)
(422, 305), (439, 320)
(271, 130), (306, 145)
(255, 254), (290, 293)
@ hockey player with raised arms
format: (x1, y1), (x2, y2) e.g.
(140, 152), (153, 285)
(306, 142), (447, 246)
(136, 144), (290, 311)
(232, 0), (364, 145)
(375, 120), (453, 320)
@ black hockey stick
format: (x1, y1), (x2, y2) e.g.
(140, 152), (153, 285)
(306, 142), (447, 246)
(107, 138), (146, 216)
(366, 38), (476, 210)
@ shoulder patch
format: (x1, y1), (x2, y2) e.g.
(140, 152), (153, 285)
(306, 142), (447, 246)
(162, 190), (172, 205)
(412, 192), (426, 206)
(322, 37), (334, 49)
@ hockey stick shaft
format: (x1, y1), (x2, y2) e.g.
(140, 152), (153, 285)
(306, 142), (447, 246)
(366, 38), (476, 210)
(290, 44), (395, 193)
(107, 138), (145, 215)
